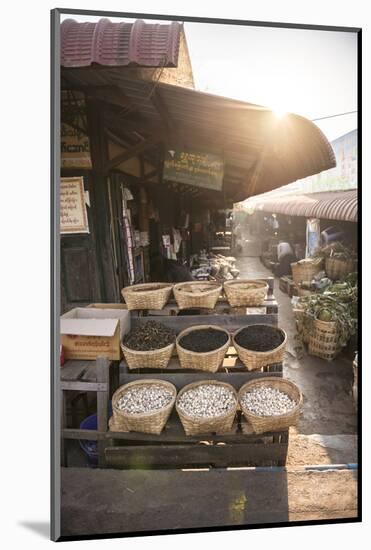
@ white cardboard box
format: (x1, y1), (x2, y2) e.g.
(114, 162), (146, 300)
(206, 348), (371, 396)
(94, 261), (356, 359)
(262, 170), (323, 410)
(60, 307), (130, 361)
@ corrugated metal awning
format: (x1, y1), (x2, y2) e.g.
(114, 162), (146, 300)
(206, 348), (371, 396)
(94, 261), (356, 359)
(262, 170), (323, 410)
(61, 30), (337, 203)
(61, 18), (181, 68)
(241, 189), (357, 222)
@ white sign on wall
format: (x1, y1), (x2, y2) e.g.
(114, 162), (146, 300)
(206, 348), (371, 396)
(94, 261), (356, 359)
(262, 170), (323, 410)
(60, 177), (90, 234)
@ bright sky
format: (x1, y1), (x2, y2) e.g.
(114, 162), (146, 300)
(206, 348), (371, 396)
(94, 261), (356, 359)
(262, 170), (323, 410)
(61, 14), (358, 142)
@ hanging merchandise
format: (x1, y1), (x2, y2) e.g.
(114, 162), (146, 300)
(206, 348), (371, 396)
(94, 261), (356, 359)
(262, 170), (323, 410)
(173, 228), (182, 253)
(306, 218), (321, 258)
(123, 217), (135, 284)
(162, 235), (172, 259)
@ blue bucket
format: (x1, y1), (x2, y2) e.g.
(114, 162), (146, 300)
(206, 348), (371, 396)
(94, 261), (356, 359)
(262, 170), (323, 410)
(79, 414), (98, 466)
(79, 404), (112, 466)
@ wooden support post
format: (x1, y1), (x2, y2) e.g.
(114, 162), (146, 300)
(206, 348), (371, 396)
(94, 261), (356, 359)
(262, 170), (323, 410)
(96, 356), (110, 468)
(60, 390), (68, 467)
(86, 97), (119, 302)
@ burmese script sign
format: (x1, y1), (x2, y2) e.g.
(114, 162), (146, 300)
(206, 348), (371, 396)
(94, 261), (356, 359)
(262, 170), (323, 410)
(61, 123), (92, 169)
(60, 177), (89, 234)
(163, 149), (224, 191)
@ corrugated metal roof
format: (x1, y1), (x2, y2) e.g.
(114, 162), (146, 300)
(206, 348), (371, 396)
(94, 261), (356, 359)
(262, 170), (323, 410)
(61, 18), (181, 68)
(61, 69), (336, 202)
(242, 189), (357, 222)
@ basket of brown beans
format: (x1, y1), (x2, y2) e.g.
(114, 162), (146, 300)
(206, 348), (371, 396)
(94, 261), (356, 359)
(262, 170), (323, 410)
(121, 321), (176, 370)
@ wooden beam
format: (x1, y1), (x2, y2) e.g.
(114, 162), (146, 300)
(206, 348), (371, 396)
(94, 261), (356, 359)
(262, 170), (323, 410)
(105, 136), (161, 173)
(142, 168), (158, 182)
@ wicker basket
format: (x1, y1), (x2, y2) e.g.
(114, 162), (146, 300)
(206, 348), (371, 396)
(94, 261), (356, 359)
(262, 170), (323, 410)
(110, 380), (177, 434)
(176, 325), (231, 372)
(238, 377), (303, 434)
(121, 342), (175, 370)
(291, 259), (323, 285)
(232, 324), (287, 371)
(325, 257), (355, 281)
(308, 318), (341, 361)
(293, 308), (310, 344)
(121, 282), (173, 310)
(176, 380), (238, 435)
(223, 279), (269, 307)
(173, 281), (222, 309)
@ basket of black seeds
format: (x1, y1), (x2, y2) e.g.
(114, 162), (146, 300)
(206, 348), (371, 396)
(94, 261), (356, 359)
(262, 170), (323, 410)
(110, 380), (177, 434)
(176, 380), (238, 435)
(176, 325), (231, 372)
(121, 321), (176, 370)
(232, 324), (287, 370)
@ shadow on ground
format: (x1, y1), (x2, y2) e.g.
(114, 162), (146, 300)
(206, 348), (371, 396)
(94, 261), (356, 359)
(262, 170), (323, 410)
(61, 467), (288, 537)
(18, 521), (49, 539)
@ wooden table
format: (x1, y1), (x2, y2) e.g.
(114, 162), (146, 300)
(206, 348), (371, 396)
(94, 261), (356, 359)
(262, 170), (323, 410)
(104, 312), (288, 470)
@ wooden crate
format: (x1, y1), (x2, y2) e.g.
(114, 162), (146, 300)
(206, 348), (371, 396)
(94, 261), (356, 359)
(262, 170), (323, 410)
(279, 276), (292, 294)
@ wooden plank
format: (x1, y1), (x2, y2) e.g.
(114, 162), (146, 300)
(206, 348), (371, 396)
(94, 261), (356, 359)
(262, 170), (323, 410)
(131, 313), (278, 333)
(105, 442), (288, 469)
(120, 357), (283, 374)
(142, 301), (278, 317)
(62, 425), (287, 444)
(60, 381), (108, 392)
(63, 428), (100, 440)
(60, 360), (92, 381)
(119, 369), (282, 391)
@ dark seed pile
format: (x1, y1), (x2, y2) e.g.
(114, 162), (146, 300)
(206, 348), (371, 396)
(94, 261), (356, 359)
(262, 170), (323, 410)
(179, 328), (228, 352)
(122, 321), (176, 351)
(234, 325), (284, 352)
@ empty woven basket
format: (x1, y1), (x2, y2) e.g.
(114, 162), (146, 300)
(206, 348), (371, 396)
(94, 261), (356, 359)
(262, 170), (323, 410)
(308, 318), (341, 361)
(223, 279), (268, 307)
(121, 282), (173, 310)
(173, 281), (222, 309)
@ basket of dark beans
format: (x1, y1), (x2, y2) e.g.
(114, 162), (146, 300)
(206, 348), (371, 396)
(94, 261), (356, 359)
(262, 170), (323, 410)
(176, 325), (231, 372)
(121, 321), (176, 370)
(232, 324), (287, 371)
(110, 380), (177, 434)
